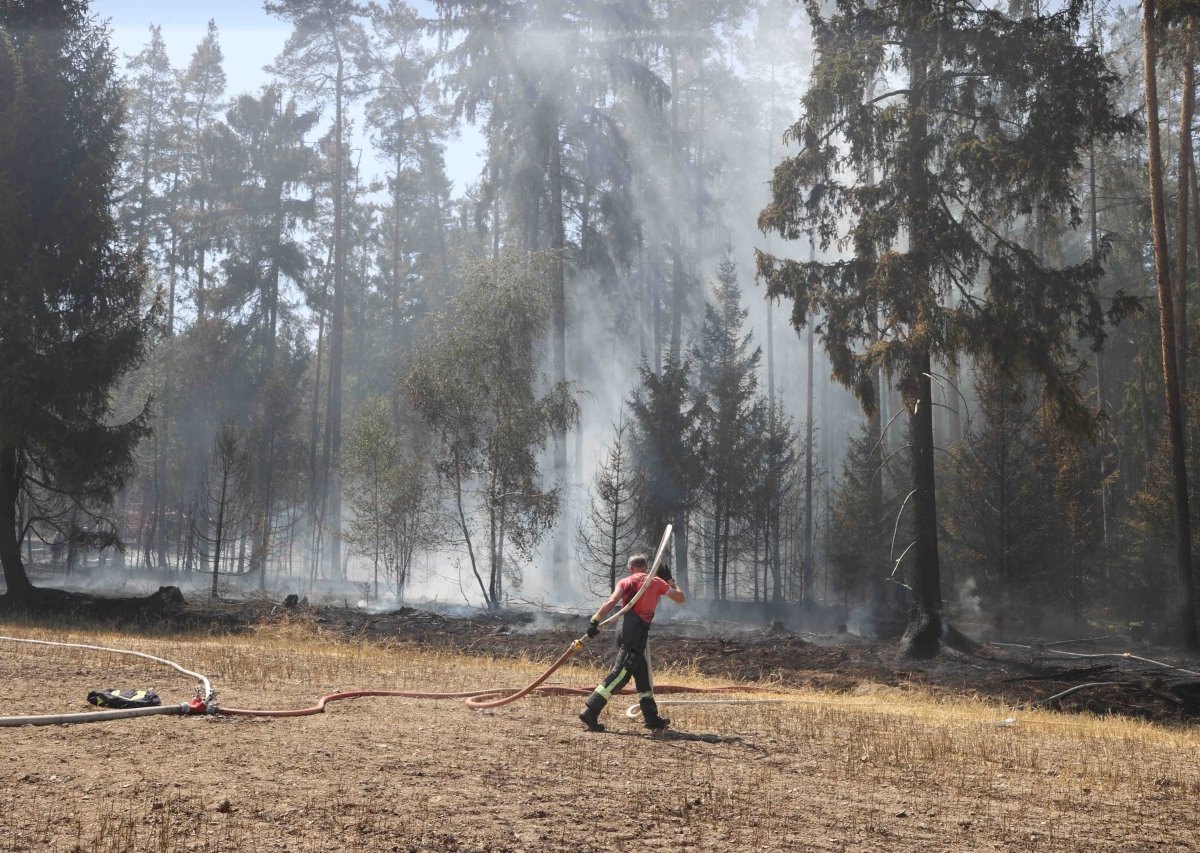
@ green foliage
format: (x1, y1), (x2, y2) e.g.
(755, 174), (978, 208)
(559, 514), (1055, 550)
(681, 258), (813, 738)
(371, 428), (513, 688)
(118, 24), (175, 253)
(342, 397), (436, 600)
(758, 0), (1135, 428)
(627, 355), (702, 557)
(748, 395), (797, 604)
(435, 0), (654, 262)
(758, 0), (1135, 653)
(408, 252), (579, 607)
(828, 424), (895, 609)
(576, 418), (642, 594)
(219, 86), (317, 341)
(692, 255), (764, 598)
(0, 0), (155, 597)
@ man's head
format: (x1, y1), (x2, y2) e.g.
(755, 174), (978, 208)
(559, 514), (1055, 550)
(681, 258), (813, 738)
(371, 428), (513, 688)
(627, 555), (648, 574)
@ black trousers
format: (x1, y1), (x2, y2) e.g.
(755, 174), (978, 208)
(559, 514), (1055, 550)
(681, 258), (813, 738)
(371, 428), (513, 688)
(583, 612), (660, 720)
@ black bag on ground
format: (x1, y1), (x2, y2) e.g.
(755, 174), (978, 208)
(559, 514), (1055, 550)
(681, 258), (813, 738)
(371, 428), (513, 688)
(87, 688), (161, 709)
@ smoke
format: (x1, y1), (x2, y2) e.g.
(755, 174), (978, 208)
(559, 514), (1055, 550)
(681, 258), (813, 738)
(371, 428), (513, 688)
(954, 576), (983, 623)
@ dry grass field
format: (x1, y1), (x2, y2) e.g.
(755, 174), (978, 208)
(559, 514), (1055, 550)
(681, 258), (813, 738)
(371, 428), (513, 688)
(1, 617), (1199, 852)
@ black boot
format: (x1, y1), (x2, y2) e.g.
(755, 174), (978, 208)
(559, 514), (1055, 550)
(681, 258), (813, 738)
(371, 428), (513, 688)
(640, 695), (669, 730)
(579, 694), (607, 732)
(579, 708), (605, 732)
(643, 713), (670, 731)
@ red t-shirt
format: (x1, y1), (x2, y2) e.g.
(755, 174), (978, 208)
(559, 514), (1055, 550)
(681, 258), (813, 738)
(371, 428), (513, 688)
(617, 572), (672, 624)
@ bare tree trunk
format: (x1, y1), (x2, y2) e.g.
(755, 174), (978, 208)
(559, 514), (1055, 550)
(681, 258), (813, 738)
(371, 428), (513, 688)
(1143, 0), (1199, 649)
(0, 444), (34, 599)
(900, 18), (945, 658)
(902, 349), (944, 658)
(803, 320), (815, 603)
(669, 50), (684, 364)
(324, 48), (347, 581)
(1175, 30), (1194, 400)
(548, 114), (569, 597)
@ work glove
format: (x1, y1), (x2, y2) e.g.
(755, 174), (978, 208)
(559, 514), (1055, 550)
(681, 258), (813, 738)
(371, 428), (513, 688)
(586, 619), (600, 638)
(657, 564), (672, 583)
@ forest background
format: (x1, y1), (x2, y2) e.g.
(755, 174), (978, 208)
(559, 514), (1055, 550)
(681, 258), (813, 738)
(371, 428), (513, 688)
(2, 0), (1198, 659)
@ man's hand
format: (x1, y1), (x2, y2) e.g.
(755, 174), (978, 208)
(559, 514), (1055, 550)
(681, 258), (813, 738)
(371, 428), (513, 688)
(586, 619), (600, 638)
(658, 564), (672, 583)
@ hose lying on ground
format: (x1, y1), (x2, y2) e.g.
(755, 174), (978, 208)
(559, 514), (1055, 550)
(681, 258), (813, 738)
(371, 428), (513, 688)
(0, 634), (213, 700)
(625, 698), (796, 719)
(217, 683), (762, 718)
(0, 704), (191, 726)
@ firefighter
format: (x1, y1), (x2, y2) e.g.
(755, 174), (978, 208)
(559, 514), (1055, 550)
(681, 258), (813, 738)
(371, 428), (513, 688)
(579, 554), (686, 732)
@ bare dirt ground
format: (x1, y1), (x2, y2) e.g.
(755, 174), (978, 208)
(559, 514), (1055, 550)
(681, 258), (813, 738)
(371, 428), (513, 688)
(2, 596), (1200, 851)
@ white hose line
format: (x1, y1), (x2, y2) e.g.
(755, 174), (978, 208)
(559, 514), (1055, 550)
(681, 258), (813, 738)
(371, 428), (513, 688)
(0, 635), (213, 701)
(0, 704), (188, 727)
(593, 523), (673, 631)
(625, 698), (798, 718)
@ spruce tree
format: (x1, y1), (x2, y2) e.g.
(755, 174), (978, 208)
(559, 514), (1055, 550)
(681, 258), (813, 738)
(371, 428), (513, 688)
(758, 0), (1134, 656)
(692, 256), (762, 600)
(0, 1), (153, 600)
(627, 355), (703, 589)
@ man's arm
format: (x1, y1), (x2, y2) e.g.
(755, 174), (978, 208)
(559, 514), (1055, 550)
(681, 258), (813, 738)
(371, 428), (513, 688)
(591, 587), (625, 624)
(665, 580), (686, 604)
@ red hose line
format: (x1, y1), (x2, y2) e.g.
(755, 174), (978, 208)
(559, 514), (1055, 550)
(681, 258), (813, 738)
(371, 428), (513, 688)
(217, 688), (510, 718)
(215, 653), (770, 720)
(462, 640), (581, 709)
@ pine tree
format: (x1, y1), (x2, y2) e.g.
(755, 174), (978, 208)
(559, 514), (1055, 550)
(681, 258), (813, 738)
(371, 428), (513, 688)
(758, 0), (1135, 656)
(267, 0), (370, 581)
(1141, 0), (1200, 648)
(175, 20), (228, 325)
(435, 0), (666, 588)
(118, 25), (175, 256)
(365, 0), (453, 408)
(0, 1), (154, 600)
(221, 85), (318, 585)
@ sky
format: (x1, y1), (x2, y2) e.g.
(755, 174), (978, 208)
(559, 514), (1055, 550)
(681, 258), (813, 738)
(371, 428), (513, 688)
(90, 0), (482, 192)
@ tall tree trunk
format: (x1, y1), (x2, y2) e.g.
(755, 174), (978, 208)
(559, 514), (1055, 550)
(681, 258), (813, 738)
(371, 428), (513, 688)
(902, 349), (943, 657)
(674, 507), (689, 592)
(900, 16), (945, 658)
(548, 113), (569, 595)
(1175, 31), (1194, 400)
(803, 320), (816, 603)
(325, 49), (347, 581)
(1091, 106), (1110, 550)
(392, 155), (405, 426)
(669, 49), (684, 364)
(254, 194), (285, 588)
(0, 445), (35, 599)
(1144, 0), (1199, 649)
